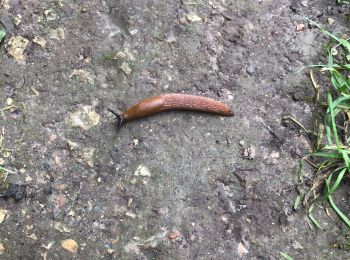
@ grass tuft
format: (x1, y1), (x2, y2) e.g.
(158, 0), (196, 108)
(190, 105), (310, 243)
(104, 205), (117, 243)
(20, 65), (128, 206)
(295, 19), (350, 228)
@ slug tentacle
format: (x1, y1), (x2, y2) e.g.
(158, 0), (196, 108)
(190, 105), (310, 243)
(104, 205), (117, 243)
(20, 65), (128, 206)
(108, 108), (124, 130)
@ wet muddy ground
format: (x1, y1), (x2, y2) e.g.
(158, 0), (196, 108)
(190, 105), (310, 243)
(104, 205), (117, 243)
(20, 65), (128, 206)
(0, 0), (350, 259)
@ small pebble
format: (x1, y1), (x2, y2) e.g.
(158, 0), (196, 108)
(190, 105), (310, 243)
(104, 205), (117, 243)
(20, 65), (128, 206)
(134, 165), (151, 177)
(6, 97), (13, 105)
(186, 13), (201, 23)
(246, 65), (255, 75)
(49, 27), (65, 40)
(67, 105), (100, 130)
(169, 231), (182, 240)
(292, 240), (304, 250)
(236, 242), (248, 257)
(107, 248), (115, 255)
(327, 17), (334, 25)
(27, 233), (38, 240)
(33, 36), (47, 47)
(125, 211), (136, 219)
(179, 17), (187, 24)
(221, 214), (230, 224)
(293, 91), (304, 101)
(0, 210), (7, 224)
(5, 36), (29, 61)
(129, 29), (139, 35)
(296, 23), (305, 31)
(0, 243), (4, 255)
(243, 145), (256, 159)
(44, 9), (58, 21)
(119, 62), (132, 75)
(61, 239), (79, 253)
(69, 69), (94, 84)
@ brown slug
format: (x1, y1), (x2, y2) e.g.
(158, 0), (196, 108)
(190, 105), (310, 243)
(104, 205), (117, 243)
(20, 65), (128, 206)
(109, 93), (234, 129)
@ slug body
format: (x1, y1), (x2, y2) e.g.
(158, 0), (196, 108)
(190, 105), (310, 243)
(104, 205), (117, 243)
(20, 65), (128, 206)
(115, 93), (233, 127)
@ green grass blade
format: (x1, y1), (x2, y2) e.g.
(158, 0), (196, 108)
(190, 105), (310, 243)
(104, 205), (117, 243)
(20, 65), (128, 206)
(294, 195), (301, 210)
(324, 123), (332, 145)
(0, 166), (15, 173)
(327, 93), (341, 147)
(308, 205), (322, 229)
(322, 145), (345, 150)
(324, 173), (350, 227)
(327, 49), (334, 69)
(335, 95), (350, 108)
(341, 150), (350, 168)
(339, 39), (350, 54)
(328, 195), (350, 227)
(296, 157), (306, 182)
(324, 104), (334, 145)
(312, 151), (342, 159)
(324, 168), (347, 197)
(0, 28), (5, 43)
(316, 159), (338, 173)
(332, 71), (350, 91)
(299, 16), (350, 232)
(280, 252), (294, 260)
(306, 18), (350, 53)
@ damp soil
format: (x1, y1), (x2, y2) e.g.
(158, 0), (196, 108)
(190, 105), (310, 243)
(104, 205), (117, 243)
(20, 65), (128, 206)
(0, 0), (350, 259)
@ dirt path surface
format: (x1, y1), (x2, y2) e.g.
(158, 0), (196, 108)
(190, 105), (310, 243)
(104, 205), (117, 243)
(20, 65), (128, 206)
(0, 0), (349, 259)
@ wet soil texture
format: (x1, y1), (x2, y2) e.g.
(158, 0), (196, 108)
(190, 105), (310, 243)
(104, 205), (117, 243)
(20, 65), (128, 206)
(0, 0), (350, 259)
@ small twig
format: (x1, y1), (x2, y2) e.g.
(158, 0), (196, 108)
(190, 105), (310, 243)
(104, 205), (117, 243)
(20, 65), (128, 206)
(30, 86), (39, 96)
(309, 70), (320, 103)
(3, 171), (9, 182)
(0, 166), (15, 174)
(0, 166), (16, 183)
(225, 135), (230, 146)
(309, 70), (325, 149)
(304, 158), (319, 169)
(306, 217), (315, 231)
(282, 116), (316, 136)
(2, 105), (17, 111)
(0, 127), (4, 150)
